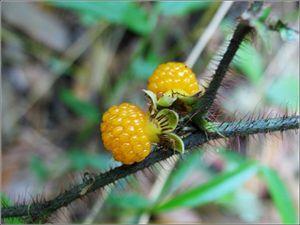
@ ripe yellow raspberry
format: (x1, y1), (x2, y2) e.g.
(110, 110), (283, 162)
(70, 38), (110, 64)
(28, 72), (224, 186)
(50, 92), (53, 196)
(147, 62), (200, 96)
(100, 103), (159, 165)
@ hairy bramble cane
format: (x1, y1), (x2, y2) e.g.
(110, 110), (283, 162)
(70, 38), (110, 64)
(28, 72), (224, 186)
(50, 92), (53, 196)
(101, 103), (183, 165)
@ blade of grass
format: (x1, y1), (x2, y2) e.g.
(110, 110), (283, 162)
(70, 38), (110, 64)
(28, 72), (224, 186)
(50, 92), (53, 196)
(260, 166), (298, 224)
(153, 161), (258, 213)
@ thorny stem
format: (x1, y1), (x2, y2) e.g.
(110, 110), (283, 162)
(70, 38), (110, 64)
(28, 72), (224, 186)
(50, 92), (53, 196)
(2, 115), (299, 220)
(191, 12), (255, 122)
(192, 22), (252, 120)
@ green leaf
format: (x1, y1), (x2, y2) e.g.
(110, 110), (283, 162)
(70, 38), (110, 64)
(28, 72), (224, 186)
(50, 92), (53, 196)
(49, 2), (153, 35)
(1, 193), (24, 224)
(59, 89), (100, 123)
(260, 166), (298, 224)
(265, 75), (299, 109)
(157, 1), (210, 16)
(154, 161), (258, 213)
(234, 42), (264, 84)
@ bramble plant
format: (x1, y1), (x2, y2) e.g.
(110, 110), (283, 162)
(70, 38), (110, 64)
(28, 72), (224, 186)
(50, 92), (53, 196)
(1, 2), (299, 224)
(101, 61), (221, 164)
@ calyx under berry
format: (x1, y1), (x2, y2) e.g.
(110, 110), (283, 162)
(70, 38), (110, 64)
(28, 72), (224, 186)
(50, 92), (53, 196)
(143, 89), (203, 115)
(147, 106), (185, 154)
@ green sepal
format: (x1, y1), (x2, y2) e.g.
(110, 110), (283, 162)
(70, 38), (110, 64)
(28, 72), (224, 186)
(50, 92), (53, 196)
(156, 91), (201, 111)
(177, 94), (198, 106)
(155, 109), (179, 133)
(143, 89), (157, 115)
(157, 94), (177, 107)
(165, 133), (185, 154)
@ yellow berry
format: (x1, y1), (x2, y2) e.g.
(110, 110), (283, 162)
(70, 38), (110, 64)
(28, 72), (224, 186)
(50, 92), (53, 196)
(147, 62), (200, 96)
(100, 103), (159, 165)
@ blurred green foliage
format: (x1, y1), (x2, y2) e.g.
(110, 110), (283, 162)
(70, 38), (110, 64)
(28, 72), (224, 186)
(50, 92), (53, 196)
(49, 1), (211, 35)
(131, 53), (160, 81)
(100, 150), (298, 224)
(59, 88), (100, 123)
(159, 151), (203, 199)
(29, 150), (111, 184)
(152, 152), (298, 224)
(234, 42), (264, 84)
(260, 166), (298, 224)
(48, 2), (154, 35)
(271, 20), (299, 42)
(266, 75), (299, 109)
(30, 155), (50, 181)
(154, 161), (259, 213)
(107, 192), (150, 211)
(156, 1), (210, 16)
(217, 189), (263, 222)
(68, 149), (110, 171)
